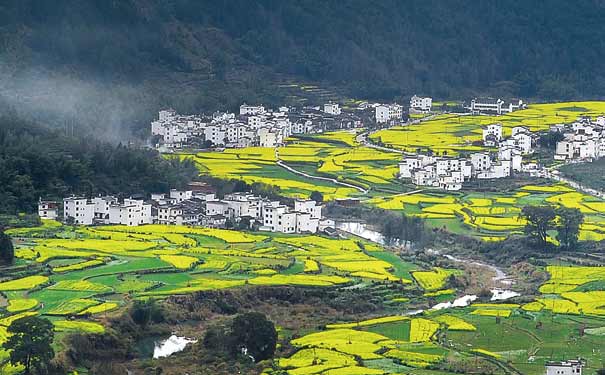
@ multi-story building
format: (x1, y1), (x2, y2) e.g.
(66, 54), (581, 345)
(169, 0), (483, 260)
(376, 104), (403, 124)
(38, 200), (59, 220)
(108, 198), (153, 227)
(63, 197), (95, 225)
(323, 102), (341, 116)
(92, 196), (118, 223)
(482, 124), (503, 146)
(409, 95), (432, 113)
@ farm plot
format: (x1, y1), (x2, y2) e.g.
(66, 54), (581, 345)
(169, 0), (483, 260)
(1, 222), (417, 347)
(176, 130), (408, 200)
(273, 312), (488, 374)
(371, 101), (605, 156)
(368, 183), (605, 241)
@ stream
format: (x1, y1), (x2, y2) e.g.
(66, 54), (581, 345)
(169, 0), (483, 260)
(336, 221), (521, 312)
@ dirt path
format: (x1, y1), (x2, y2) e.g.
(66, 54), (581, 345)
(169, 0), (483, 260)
(276, 160), (368, 193)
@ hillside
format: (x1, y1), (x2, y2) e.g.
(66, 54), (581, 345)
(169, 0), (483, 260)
(2, 0), (605, 137)
(0, 107), (197, 214)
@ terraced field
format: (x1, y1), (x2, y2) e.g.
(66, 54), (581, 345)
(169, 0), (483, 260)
(270, 290), (605, 375)
(369, 183), (605, 242)
(177, 130), (408, 199)
(371, 101), (605, 156)
(0, 222), (426, 360)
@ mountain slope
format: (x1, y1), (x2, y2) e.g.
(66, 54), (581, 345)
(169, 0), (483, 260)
(1, 0), (605, 136)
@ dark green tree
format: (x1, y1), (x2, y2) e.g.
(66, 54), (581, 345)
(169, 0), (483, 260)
(556, 207), (584, 249)
(310, 191), (324, 203)
(538, 131), (565, 149)
(229, 312), (277, 362)
(3, 316), (55, 375)
(130, 299), (164, 327)
(521, 205), (557, 246)
(0, 229), (14, 264)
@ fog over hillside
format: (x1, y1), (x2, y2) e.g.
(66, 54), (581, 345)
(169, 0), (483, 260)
(1, 0), (605, 138)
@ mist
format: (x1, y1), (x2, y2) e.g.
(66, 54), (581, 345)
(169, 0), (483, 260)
(0, 67), (155, 143)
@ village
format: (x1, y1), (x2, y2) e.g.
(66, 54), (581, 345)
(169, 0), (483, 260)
(38, 183), (327, 234)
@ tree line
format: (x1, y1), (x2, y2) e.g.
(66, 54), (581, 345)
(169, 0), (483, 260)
(0, 111), (198, 215)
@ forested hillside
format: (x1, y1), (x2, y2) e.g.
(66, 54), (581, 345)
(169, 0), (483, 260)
(1, 0), (605, 137)
(0, 106), (197, 214)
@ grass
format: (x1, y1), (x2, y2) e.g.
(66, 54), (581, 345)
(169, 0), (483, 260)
(365, 320), (411, 341)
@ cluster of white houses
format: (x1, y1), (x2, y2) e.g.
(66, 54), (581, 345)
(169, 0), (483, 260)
(151, 96), (444, 149)
(553, 116), (605, 161)
(151, 103), (365, 149)
(38, 188), (324, 234)
(399, 124), (537, 190)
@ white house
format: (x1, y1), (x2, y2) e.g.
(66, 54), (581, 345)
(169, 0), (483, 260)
(482, 124), (503, 146)
(376, 104), (403, 124)
(63, 197), (95, 225)
(477, 161), (511, 179)
(239, 104), (265, 116)
(204, 125), (226, 146)
(206, 201), (230, 217)
(38, 200), (59, 220)
(294, 199), (322, 219)
(323, 102), (341, 116)
(511, 132), (534, 154)
(409, 95), (432, 113)
(545, 360), (583, 375)
(470, 153), (491, 171)
(296, 212), (319, 233)
(469, 98), (524, 115)
(157, 205), (184, 225)
(170, 189), (193, 203)
(108, 199), (153, 227)
(92, 196), (118, 223)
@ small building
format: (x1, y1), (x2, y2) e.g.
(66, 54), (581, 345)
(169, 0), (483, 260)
(63, 197), (95, 225)
(38, 200), (59, 220)
(482, 123), (503, 146)
(470, 152), (492, 171)
(294, 199), (322, 219)
(239, 104), (266, 116)
(323, 102), (341, 116)
(376, 104), (403, 124)
(170, 189), (193, 203)
(409, 95), (432, 113)
(545, 360), (583, 375)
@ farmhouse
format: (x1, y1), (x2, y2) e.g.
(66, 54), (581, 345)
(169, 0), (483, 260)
(376, 103), (403, 124)
(545, 360), (583, 375)
(323, 102), (341, 115)
(482, 123), (503, 146)
(38, 200), (59, 220)
(409, 95), (432, 113)
(63, 197), (95, 225)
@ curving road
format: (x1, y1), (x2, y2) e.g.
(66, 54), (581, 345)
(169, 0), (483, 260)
(276, 160), (368, 193)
